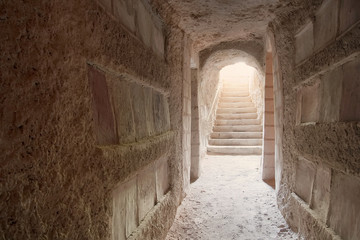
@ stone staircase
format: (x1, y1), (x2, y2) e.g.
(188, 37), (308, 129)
(207, 82), (263, 155)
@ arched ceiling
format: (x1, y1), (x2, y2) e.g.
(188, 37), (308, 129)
(199, 39), (264, 70)
(163, 0), (281, 52)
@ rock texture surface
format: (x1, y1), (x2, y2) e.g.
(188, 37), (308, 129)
(166, 155), (298, 240)
(269, 0), (360, 239)
(0, 0), (188, 239)
(165, 0), (278, 51)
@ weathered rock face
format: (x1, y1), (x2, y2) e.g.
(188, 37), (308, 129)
(268, 0), (360, 239)
(0, 0), (190, 239)
(165, 0), (278, 51)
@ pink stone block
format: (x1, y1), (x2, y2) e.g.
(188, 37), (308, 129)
(88, 65), (118, 145)
(266, 74), (273, 86)
(262, 167), (275, 180)
(264, 126), (275, 136)
(265, 87), (274, 99)
(265, 112), (275, 126)
(265, 99), (274, 112)
(264, 125), (275, 140)
(266, 53), (273, 72)
(263, 154), (275, 168)
(264, 140), (275, 154)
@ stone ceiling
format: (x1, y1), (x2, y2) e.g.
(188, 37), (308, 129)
(164, 0), (281, 52)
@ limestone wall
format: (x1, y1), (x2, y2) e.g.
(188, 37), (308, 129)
(0, 0), (189, 239)
(198, 61), (222, 159)
(249, 70), (264, 121)
(190, 69), (201, 182)
(270, 0), (360, 239)
(182, 34), (192, 196)
(96, 0), (165, 58)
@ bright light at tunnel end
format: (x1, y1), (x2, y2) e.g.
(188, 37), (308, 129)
(219, 62), (255, 84)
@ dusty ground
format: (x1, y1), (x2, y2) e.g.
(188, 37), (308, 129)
(166, 155), (299, 240)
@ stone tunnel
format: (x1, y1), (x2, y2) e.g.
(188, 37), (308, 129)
(1, 0), (359, 239)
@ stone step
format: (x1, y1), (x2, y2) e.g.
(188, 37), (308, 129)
(222, 87), (248, 92)
(215, 119), (261, 125)
(218, 102), (254, 108)
(213, 125), (262, 132)
(210, 132), (263, 139)
(221, 91), (249, 97)
(222, 82), (249, 88)
(208, 138), (262, 146)
(220, 96), (252, 103)
(207, 146), (262, 155)
(217, 107), (257, 114)
(216, 113), (258, 119)
(222, 86), (249, 90)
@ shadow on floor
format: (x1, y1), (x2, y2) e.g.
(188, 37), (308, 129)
(263, 178), (275, 189)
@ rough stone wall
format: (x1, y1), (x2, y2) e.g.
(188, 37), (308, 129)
(96, 0), (165, 57)
(249, 70), (264, 121)
(190, 69), (201, 182)
(198, 65), (222, 158)
(0, 0), (189, 239)
(182, 34), (192, 196)
(270, 0), (360, 239)
(199, 40), (265, 70)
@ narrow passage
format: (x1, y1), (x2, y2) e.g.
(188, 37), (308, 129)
(166, 155), (298, 240)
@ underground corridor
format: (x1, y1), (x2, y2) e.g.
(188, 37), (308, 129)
(165, 60), (289, 239)
(1, 0), (360, 240)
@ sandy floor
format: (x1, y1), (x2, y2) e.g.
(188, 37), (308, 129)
(166, 155), (299, 240)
